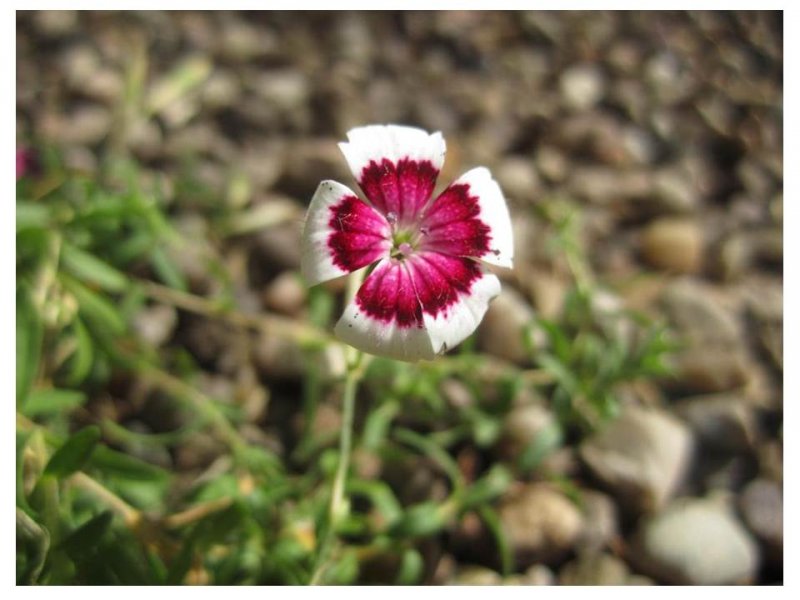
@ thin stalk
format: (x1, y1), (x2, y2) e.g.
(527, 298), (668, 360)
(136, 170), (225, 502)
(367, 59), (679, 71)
(309, 268), (367, 585)
(328, 359), (359, 525)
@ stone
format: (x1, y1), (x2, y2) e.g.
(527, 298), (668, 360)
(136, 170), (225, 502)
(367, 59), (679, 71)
(497, 402), (557, 462)
(253, 222), (303, 272)
(452, 566), (502, 585)
(674, 393), (758, 453)
(262, 271), (307, 317)
(569, 166), (651, 206)
(560, 64), (606, 111)
(253, 333), (344, 382)
(579, 406), (694, 514)
(477, 287), (536, 365)
(640, 218), (704, 274)
(739, 478), (782, 556)
(527, 270), (568, 320)
(53, 105), (111, 146)
(670, 346), (751, 394)
(575, 490), (619, 553)
(719, 229), (784, 280)
(132, 304), (178, 348)
(494, 156), (541, 204)
(661, 278), (742, 347)
(558, 552), (631, 585)
(520, 564), (556, 585)
(651, 167), (701, 214)
(498, 483), (584, 568)
(535, 146), (569, 183)
(630, 498), (760, 584)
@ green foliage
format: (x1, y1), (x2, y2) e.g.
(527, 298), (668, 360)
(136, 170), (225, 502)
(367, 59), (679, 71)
(44, 426), (102, 478)
(531, 288), (675, 434)
(16, 150), (675, 585)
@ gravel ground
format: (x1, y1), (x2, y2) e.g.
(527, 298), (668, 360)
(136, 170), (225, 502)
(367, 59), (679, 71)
(17, 11), (783, 585)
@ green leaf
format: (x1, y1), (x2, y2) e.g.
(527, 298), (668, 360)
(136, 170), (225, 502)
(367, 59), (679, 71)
(149, 245), (188, 292)
(16, 508), (50, 585)
(348, 480), (403, 526)
(324, 547), (359, 585)
(23, 388), (87, 418)
(459, 464), (513, 509)
(16, 432), (33, 513)
(16, 284), (42, 405)
(519, 421), (563, 473)
(477, 505), (513, 577)
(537, 353), (579, 394)
(58, 511), (114, 560)
(394, 427), (463, 490)
(88, 445), (168, 481)
(61, 242), (129, 292)
(44, 426), (102, 478)
(362, 400), (399, 450)
(61, 275), (126, 336)
(389, 501), (447, 538)
(395, 548), (424, 584)
(16, 201), (50, 230)
(535, 317), (571, 362)
(60, 317), (94, 386)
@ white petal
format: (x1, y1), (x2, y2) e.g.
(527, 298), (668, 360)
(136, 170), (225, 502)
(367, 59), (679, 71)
(449, 167), (514, 269)
(338, 124), (446, 185)
(335, 301), (438, 362)
(300, 180), (391, 287)
(421, 267), (501, 355)
(334, 259), (437, 362)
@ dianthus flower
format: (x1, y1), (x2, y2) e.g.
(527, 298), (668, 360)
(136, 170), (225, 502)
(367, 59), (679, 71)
(301, 125), (513, 361)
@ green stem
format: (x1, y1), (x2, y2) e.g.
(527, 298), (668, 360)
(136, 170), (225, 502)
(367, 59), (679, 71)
(328, 355), (360, 524)
(309, 353), (363, 585)
(309, 269), (367, 585)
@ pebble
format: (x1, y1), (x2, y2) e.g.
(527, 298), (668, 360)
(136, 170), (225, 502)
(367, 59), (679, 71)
(640, 217), (704, 274)
(477, 287), (536, 366)
(50, 105), (111, 146)
(580, 406), (693, 514)
(630, 498), (760, 584)
(719, 228), (783, 280)
(661, 278), (742, 346)
(253, 222), (303, 273)
(452, 566), (502, 585)
(672, 347), (752, 394)
(498, 482), (584, 567)
(652, 167), (701, 214)
(527, 270), (568, 320)
(559, 64), (606, 111)
(558, 552), (633, 585)
(497, 402), (558, 462)
(569, 166), (651, 206)
(494, 156), (541, 204)
(132, 304), (178, 348)
(520, 564), (556, 585)
(262, 271), (307, 317)
(739, 478), (782, 560)
(535, 146), (569, 183)
(575, 490), (619, 552)
(253, 333), (344, 382)
(674, 393), (757, 453)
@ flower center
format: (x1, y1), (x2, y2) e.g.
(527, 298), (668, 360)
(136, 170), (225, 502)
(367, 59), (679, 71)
(390, 228), (418, 260)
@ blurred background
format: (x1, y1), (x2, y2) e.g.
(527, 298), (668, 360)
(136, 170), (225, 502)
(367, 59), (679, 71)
(16, 11), (782, 585)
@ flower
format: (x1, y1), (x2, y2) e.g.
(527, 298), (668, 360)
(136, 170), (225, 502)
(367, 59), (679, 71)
(17, 148), (39, 180)
(301, 124), (513, 361)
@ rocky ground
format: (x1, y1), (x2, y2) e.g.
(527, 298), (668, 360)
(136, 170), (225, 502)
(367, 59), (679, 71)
(17, 11), (783, 585)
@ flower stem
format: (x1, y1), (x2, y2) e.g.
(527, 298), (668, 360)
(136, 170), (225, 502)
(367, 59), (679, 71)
(328, 356), (359, 525)
(309, 268), (367, 585)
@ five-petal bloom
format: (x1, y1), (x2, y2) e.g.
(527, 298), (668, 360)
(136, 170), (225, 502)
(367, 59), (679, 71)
(301, 125), (513, 361)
